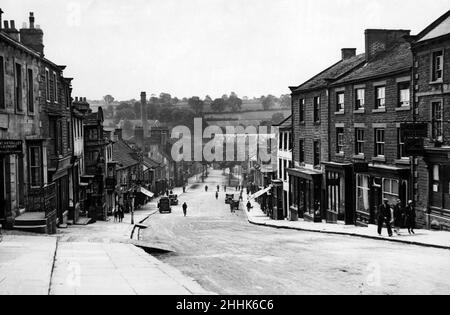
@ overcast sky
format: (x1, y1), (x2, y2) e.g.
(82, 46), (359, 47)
(2, 0), (449, 100)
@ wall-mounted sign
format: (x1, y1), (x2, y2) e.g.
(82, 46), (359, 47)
(401, 123), (429, 139)
(0, 140), (23, 154)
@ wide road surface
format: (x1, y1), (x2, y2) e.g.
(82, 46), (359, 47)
(143, 170), (450, 295)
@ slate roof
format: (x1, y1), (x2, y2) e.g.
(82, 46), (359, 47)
(333, 42), (412, 85)
(143, 156), (161, 169)
(416, 10), (450, 43)
(273, 115), (292, 129)
(290, 53), (366, 93)
(113, 140), (139, 170)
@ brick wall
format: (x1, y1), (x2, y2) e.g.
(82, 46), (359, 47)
(329, 73), (414, 165)
(292, 89), (329, 168)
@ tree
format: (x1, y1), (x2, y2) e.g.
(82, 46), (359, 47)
(204, 95), (213, 103)
(104, 105), (114, 119)
(159, 93), (172, 105)
(122, 119), (134, 138)
(227, 94), (243, 112)
(115, 108), (136, 124)
(280, 94), (291, 108)
(211, 98), (226, 112)
(271, 113), (285, 125)
(188, 97), (204, 116)
(262, 95), (276, 110)
(104, 95), (115, 105)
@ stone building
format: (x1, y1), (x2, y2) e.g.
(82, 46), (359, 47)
(288, 49), (365, 222)
(0, 11), (73, 232)
(327, 29), (413, 226)
(412, 10), (450, 230)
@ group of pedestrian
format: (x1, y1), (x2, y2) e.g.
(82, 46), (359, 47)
(113, 206), (125, 223)
(378, 199), (416, 237)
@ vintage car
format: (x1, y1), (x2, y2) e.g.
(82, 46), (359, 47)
(225, 194), (234, 204)
(158, 197), (172, 214)
(169, 194), (179, 206)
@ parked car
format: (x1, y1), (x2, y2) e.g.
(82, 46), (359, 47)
(169, 194), (179, 206)
(225, 194), (234, 204)
(158, 197), (172, 214)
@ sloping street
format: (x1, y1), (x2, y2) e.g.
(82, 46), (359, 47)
(143, 170), (450, 295)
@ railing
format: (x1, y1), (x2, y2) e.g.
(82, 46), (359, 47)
(27, 183), (57, 218)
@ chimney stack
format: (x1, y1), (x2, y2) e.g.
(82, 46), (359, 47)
(341, 48), (356, 60)
(141, 92), (149, 138)
(0, 8), (4, 30)
(114, 129), (123, 141)
(20, 12), (44, 55)
(365, 29), (410, 62)
(4, 20), (19, 41)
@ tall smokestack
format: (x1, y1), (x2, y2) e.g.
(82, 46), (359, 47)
(141, 92), (148, 138)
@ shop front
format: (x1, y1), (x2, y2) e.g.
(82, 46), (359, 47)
(355, 164), (410, 227)
(424, 148), (450, 231)
(288, 168), (322, 223)
(323, 162), (354, 225)
(0, 140), (24, 228)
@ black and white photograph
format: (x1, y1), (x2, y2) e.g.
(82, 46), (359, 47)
(0, 0), (450, 299)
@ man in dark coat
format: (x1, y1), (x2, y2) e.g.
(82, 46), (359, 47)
(378, 199), (393, 237)
(405, 200), (416, 235)
(393, 199), (404, 236)
(182, 202), (188, 217)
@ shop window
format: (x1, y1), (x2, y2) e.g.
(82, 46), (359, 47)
(398, 82), (410, 108)
(355, 129), (365, 155)
(356, 174), (370, 215)
(336, 92), (345, 112)
(29, 146), (42, 188)
(432, 50), (444, 82)
(433, 165), (440, 193)
(432, 101), (443, 142)
(355, 88), (365, 110)
(375, 86), (386, 109)
(375, 129), (385, 157)
(383, 178), (399, 204)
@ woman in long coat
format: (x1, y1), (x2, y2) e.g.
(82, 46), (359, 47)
(405, 200), (416, 235)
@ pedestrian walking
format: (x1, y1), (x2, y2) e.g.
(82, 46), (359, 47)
(378, 199), (393, 237)
(393, 199), (404, 236)
(405, 200), (416, 235)
(247, 201), (252, 212)
(215, 191), (219, 200)
(224, 185), (227, 192)
(182, 202), (188, 217)
(205, 185), (209, 192)
(113, 208), (118, 222)
(230, 202), (234, 213)
(217, 185), (220, 192)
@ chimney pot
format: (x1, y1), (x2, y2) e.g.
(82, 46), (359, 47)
(75, 97), (79, 102)
(29, 12), (35, 28)
(4, 21), (9, 29)
(10, 20), (15, 29)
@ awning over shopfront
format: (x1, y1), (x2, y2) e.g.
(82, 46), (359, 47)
(138, 187), (154, 198)
(249, 185), (272, 200)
